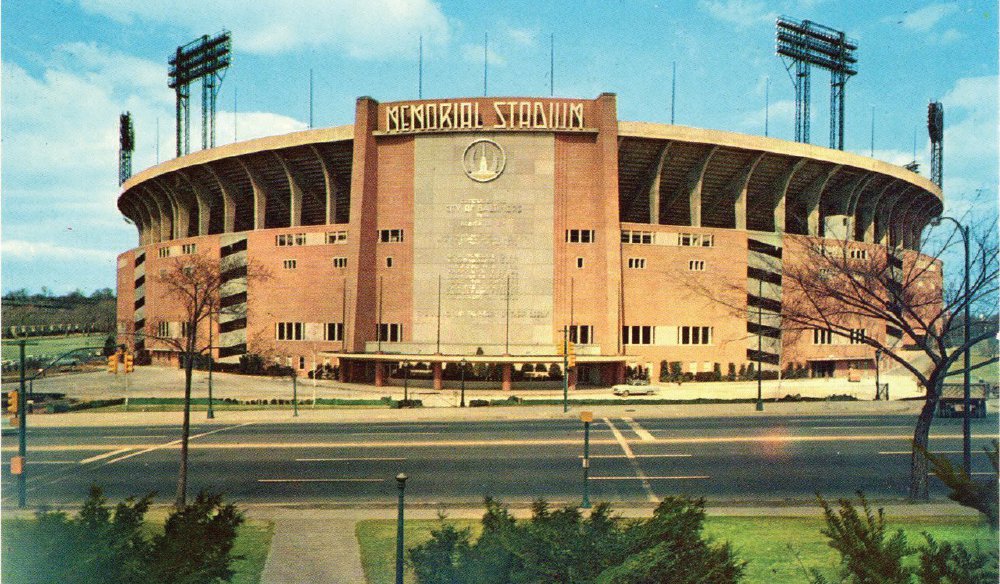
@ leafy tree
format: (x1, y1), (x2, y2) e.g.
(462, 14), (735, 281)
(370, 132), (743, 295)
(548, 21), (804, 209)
(919, 440), (999, 527)
(148, 491), (245, 584)
(408, 497), (744, 584)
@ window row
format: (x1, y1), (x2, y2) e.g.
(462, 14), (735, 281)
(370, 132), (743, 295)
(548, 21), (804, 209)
(155, 321), (191, 339)
(379, 229), (404, 243)
(568, 324), (594, 344)
(620, 230), (715, 247)
(157, 243), (197, 258)
(276, 231), (349, 246)
(566, 229), (596, 243)
(275, 322), (344, 342)
(812, 328), (866, 345)
(282, 256), (396, 269)
(622, 325), (714, 345)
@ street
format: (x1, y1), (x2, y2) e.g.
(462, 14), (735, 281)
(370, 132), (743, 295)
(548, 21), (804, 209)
(2, 412), (996, 507)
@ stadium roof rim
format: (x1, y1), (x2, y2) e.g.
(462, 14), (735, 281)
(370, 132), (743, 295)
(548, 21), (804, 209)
(122, 119), (940, 204)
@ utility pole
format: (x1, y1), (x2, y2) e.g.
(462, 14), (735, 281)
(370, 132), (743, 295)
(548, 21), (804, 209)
(16, 340), (28, 508)
(562, 326), (569, 413)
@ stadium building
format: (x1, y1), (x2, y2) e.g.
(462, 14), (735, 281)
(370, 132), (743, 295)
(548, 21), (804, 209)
(116, 94), (942, 389)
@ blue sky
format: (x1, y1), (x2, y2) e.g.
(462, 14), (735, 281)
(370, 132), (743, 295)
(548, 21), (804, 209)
(2, 0), (997, 294)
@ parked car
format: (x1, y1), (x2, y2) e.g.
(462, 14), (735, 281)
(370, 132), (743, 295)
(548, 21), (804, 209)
(612, 383), (657, 397)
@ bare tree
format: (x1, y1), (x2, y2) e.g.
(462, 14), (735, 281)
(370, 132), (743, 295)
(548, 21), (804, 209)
(778, 218), (998, 500)
(149, 253), (268, 506)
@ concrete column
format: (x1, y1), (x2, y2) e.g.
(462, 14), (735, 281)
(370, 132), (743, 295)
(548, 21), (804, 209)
(206, 164), (237, 233)
(686, 146), (717, 227)
(804, 165), (840, 236)
(772, 159), (806, 234)
(647, 143), (670, 224)
(311, 144), (338, 224)
(374, 362), (384, 387)
(502, 363), (512, 392)
(432, 362), (443, 390)
(727, 154), (764, 231)
(238, 159), (270, 229)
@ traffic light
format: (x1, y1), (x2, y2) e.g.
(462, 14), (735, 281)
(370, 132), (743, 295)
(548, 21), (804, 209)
(107, 353), (119, 374)
(7, 390), (18, 416)
(124, 352), (134, 373)
(567, 341), (577, 368)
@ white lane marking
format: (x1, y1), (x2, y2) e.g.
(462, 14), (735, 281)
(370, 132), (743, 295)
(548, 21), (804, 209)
(622, 417), (655, 441)
(591, 475), (710, 481)
(811, 425), (913, 430)
(26, 461), (78, 465)
(295, 457), (406, 462)
(604, 417), (659, 503)
(104, 422), (254, 465)
(100, 435), (167, 439)
(880, 450), (990, 455)
(929, 472), (993, 476)
(80, 448), (133, 464)
(257, 478), (385, 483)
(347, 432), (440, 436)
(579, 454), (691, 459)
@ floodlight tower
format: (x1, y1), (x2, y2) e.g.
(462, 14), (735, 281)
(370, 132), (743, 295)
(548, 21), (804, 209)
(118, 112), (135, 186)
(927, 101), (944, 188)
(776, 17), (857, 150)
(168, 31), (232, 157)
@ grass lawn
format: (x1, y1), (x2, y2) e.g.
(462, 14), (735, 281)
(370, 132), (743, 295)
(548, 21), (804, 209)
(356, 515), (995, 584)
(0, 517), (273, 584)
(1, 334), (108, 361)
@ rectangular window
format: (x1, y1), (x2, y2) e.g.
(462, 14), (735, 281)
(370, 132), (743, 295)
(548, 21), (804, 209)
(679, 233), (714, 247)
(565, 229), (595, 243)
(622, 325), (654, 345)
(813, 328), (833, 345)
(324, 322), (344, 342)
(849, 328), (866, 344)
(679, 326), (713, 345)
(379, 229), (404, 243)
(157, 321), (170, 337)
(180, 243), (195, 254)
(276, 233), (307, 246)
(332, 257), (348, 268)
(283, 259), (297, 269)
(276, 322), (304, 341)
(849, 248), (868, 260)
(378, 323), (403, 342)
(688, 260), (705, 271)
(158, 247), (171, 258)
(386, 257), (394, 268)
(628, 257), (646, 269)
(326, 230), (347, 244)
(180, 321), (191, 339)
(569, 325), (594, 344)
(576, 257), (584, 268)
(621, 230), (653, 244)
(298, 356), (306, 369)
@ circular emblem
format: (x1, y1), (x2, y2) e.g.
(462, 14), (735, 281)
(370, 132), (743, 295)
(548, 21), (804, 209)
(462, 139), (506, 182)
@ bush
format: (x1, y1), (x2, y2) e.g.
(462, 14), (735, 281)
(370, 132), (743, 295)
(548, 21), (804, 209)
(727, 362), (737, 381)
(468, 399), (490, 407)
(408, 496), (745, 584)
(3, 486), (244, 584)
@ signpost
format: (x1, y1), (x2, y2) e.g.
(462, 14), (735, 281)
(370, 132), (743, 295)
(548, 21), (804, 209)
(580, 410), (593, 509)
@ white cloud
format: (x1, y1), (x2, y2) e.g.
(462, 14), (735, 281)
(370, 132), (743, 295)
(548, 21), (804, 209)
(506, 26), (537, 47)
(899, 3), (958, 32)
(462, 44), (506, 67)
(76, 0), (451, 58)
(698, 0), (777, 28)
(1, 240), (118, 263)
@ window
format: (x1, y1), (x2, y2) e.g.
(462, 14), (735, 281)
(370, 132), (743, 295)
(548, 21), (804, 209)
(326, 230), (347, 244)
(688, 260), (705, 271)
(386, 257), (394, 268)
(818, 268), (833, 280)
(158, 247), (171, 258)
(679, 233), (714, 247)
(576, 257), (584, 268)
(180, 322), (191, 339)
(621, 230), (653, 244)
(324, 322), (344, 342)
(849, 248), (868, 260)
(181, 243), (196, 254)
(379, 229), (404, 243)
(813, 328), (833, 345)
(333, 257), (348, 268)
(378, 323), (403, 342)
(276, 233), (306, 246)
(565, 229), (595, 243)
(157, 321), (170, 337)
(298, 356), (306, 370)
(848, 328), (866, 344)
(628, 257), (646, 269)
(283, 259), (297, 269)
(276, 322), (304, 341)
(622, 325), (653, 345)
(569, 325), (594, 344)
(679, 326), (713, 345)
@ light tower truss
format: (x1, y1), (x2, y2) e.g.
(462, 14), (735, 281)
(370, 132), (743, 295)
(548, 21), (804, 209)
(168, 30), (232, 157)
(776, 17), (857, 150)
(118, 112), (134, 186)
(927, 101), (944, 188)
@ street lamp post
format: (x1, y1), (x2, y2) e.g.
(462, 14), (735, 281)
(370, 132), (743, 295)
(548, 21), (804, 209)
(292, 371), (299, 417)
(931, 216), (972, 475)
(460, 358), (467, 407)
(395, 473), (408, 584)
(207, 311), (215, 419)
(756, 278), (764, 411)
(580, 410), (592, 509)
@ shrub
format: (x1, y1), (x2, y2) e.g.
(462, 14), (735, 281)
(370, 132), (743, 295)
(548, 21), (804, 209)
(727, 362), (737, 381)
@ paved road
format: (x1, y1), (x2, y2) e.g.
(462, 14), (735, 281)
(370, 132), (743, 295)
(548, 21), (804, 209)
(3, 413), (996, 507)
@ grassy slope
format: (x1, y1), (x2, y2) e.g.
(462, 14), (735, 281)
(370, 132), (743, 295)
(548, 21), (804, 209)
(357, 515), (995, 584)
(1, 333), (108, 361)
